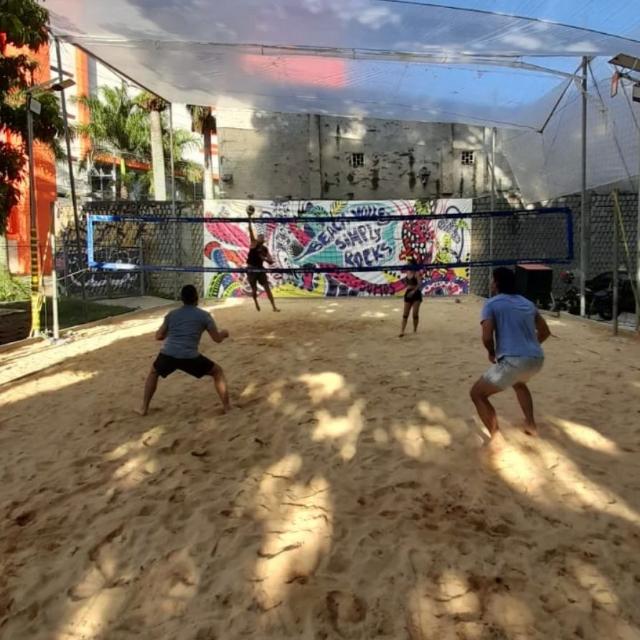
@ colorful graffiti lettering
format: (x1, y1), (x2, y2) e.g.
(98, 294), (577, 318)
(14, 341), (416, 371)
(203, 199), (471, 298)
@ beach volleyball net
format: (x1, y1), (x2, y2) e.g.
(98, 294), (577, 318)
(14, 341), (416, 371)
(85, 200), (573, 298)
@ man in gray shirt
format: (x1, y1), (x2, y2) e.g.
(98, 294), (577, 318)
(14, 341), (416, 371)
(141, 284), (231, 415)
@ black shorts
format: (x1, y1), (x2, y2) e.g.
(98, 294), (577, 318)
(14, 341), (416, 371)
(153, 353), (215, 379)
(248, 272), (269, 289)
(404, 290), (423, 304)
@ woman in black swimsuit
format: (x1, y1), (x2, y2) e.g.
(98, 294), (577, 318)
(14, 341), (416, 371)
(246, 205), (280, 312)
(399, 256), (423, 337)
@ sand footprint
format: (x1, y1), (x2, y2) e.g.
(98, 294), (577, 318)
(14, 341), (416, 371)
(326, 590), (367, 634)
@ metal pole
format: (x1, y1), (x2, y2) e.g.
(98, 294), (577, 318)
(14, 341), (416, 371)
(580, 57), (589, 317)
(613, 201), (620, 336)
(169, 104), (177, 207)
(637, 126), (640, 331)
(489, 126), (496, 296)
(139, 237), (145, 297)
(317, 114), (324, 199)
(490, 127), (496, 207)
(169, 103), (178, 299)
(27, 98), (41, 337)
(51, 204), (60, 340)
(55, 37), (87, 316)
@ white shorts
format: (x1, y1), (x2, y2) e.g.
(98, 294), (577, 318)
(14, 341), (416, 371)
(483, 356), (544, 390)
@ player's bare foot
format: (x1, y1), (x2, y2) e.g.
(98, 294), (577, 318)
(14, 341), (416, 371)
(273, 308), (281, 312)
(137, 407), (149, 417)
(523, 422), (538, 437)
(399, 333), (405, 338)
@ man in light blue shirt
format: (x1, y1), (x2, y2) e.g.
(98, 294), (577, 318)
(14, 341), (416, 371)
(141, 284), (231, 415)
(470, 267), (550, 440)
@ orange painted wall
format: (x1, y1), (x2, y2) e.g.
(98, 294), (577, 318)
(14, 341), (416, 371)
(75, 48), (91, 158)
(4, 41), (57, 275)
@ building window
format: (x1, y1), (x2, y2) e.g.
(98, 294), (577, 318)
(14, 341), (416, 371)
(349, 152), (365, 168)
(461, 150), (475, 166)
(89, 164), (115, 200)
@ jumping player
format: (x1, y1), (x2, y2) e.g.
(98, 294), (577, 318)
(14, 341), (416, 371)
(246, 205), (280, 312)
(470, 267), (550, 440)
(141, 284), (231, 415)
(399, 256), (424, 337)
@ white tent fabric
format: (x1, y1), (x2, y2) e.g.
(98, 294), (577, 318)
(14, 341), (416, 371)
(502, 69), (640, 203)
(46, 0), (640, 201)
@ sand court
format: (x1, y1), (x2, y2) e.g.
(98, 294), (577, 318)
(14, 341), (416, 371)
(1, 296), (640, 639)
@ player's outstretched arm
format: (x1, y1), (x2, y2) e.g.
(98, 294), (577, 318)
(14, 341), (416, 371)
(247, 205), (257, 245)
(207, 326), (230, 344)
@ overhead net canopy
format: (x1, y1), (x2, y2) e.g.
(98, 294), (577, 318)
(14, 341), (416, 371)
(47, 0), (640, 201)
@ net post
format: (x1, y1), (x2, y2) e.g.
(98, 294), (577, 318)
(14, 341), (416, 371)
(613, 197), (620, 336)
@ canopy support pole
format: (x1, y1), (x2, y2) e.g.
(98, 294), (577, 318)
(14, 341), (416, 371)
(169, 103), (178, 300)
(613, 199), (620, 336)
(488, 126), (496, 296)
(637, 126), (640, 331)
(54, 36), (88, 320)
(580, 57), (589, 317)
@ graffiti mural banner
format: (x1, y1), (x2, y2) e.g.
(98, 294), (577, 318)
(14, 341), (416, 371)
(203, 199), (471, 298)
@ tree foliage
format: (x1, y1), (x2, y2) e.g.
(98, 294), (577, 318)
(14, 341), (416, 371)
(187, 104), (216, 135)
(75, 85), (149, 165)
(76, 85), (202, 199)
(136, 91), (168, 114)
(187, 104), (216, 199)
(0, 0), (65, 230)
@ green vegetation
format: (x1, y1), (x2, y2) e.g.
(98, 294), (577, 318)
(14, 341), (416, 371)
(0, 271), (29, 301)
(0, 0), (64, 230)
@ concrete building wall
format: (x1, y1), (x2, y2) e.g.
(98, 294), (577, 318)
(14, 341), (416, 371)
(217, 111), (314, 200)
(217, 112), (517, 200)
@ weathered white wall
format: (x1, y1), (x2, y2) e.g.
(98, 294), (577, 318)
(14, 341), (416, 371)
(216, 111), (516, 200)
(216, 112), (314, 199)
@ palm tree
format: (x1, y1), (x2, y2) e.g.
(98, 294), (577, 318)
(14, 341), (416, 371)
(76, 85), (202, 201)
(74, 85), (148, 199)
(162, 125), (202, 200)
(187, 105), (216, 200)
(136, 91), (168, 200)
(128, 117), (202, 200)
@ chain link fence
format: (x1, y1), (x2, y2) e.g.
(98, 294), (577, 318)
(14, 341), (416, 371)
(471, 193), (638, 305)
(58, 201), (204, 300)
